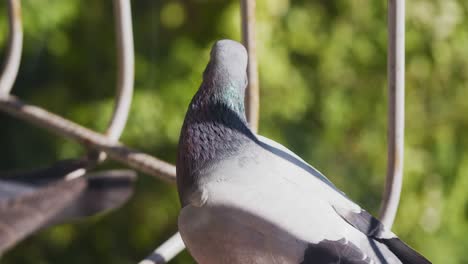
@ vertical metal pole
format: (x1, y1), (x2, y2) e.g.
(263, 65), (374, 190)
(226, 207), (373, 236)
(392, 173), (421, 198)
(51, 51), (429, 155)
(107, 0), (135, 142)
(240, 0), (260, 133)
(379, 0), (405, 228)
(92, 0), (135, 162)
(0, 0), (23, 96)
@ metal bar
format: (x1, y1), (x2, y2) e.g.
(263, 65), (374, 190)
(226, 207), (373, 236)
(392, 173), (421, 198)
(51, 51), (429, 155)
(106, 0), (135, 141)
(379, 0), (405, 228)
(0, 0), (23, 96)
(138, 232), (185, 264)
(240, 0), (259, 133)
(0, 96), (176, 184)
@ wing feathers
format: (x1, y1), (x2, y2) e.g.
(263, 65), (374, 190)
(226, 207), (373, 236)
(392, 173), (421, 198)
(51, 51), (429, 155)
(0, 177), (86, 254)
(376, 238), (431, 264)
(301, 239), (372, 264)
(332, 206), (386, 238)
(51, 170), (136, 223)
(0, 161), (136, 255)
(333, 206), (431, 264)
(0, 159), (89, 185)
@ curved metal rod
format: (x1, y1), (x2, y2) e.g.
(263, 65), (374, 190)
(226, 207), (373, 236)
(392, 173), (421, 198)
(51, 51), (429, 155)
(240, 0), (259, 133)
(379, 0), (405, 228)
(0, 96), (176, 183)
(0, 0), (23, 96)
(138, 232), (185, 264)
(106, 0), (135, 141)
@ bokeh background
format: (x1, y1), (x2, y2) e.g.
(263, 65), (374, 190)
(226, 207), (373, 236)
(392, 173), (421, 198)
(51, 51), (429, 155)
(0, 0), (467, 263)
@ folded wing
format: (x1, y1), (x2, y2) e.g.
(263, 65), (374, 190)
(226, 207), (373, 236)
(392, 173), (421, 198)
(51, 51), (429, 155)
(0, 160), (136, 255)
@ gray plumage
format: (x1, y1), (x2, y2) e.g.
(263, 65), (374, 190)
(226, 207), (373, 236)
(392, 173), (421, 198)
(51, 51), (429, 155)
(0, 159), (136, 255)
(177, 39), (430, 264)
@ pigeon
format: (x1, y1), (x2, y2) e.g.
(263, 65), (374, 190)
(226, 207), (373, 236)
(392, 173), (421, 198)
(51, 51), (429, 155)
(0, 159), (136, 255)
(176, 39), (431, 264)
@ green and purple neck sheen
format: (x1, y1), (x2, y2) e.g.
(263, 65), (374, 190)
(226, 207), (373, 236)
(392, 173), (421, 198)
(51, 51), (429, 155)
(177, 40), (255, 205)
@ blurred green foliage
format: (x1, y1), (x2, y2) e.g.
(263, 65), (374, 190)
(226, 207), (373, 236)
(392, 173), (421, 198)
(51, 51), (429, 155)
(0, 0), (467, 263)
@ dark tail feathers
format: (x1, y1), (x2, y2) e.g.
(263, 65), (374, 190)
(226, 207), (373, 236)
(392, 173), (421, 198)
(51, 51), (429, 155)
(377, 237), (431, 264)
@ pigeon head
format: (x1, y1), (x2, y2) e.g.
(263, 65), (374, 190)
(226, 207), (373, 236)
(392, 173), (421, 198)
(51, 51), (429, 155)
(199, 39), (248, 117)
(206, 39), (248, 84)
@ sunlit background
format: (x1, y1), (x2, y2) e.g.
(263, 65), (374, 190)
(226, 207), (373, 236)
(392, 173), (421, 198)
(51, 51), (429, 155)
(0, 0), (467, 263)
